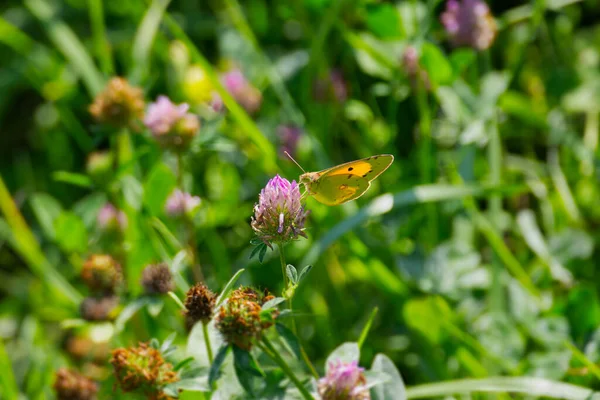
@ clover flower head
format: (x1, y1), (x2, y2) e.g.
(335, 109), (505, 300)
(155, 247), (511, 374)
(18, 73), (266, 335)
(164, 189), (201, 217)
(141, 263), (174, 295)
(89, 77), (144, 128)
(215, 287), (277, 350)
(144, 96), (200, 150)
(97, 203), (127, 232)
(81, 254), (122, 294)
(213, 68), (263, 114)
(440, 0), (497, 51)
(402, 46), (431, 91)
(318, 360), (371, 400)
(251, 175), (308, 247)
(110, 342), (178, 398)
(314, 69), (349, 103)
(184, 283), (217, 329)
(54, 368), (98, 400)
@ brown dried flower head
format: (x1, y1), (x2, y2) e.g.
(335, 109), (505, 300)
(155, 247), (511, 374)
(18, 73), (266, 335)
(81, 254), (122, 294)
(79, 296), (119, 321)
(184, 283), (216, 329)
(53, 368), (98, 400)
(110, 342), (178, 399)
(89, 77), (145, 128)
(215, 286), (278, 350)
(141, 263), (175, 295)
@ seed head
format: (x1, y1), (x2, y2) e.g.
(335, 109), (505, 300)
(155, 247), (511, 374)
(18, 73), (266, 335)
(440, 0), (497, 51)
(141, 263), (174, 295)
(251, 175), (308, 248)
(89, 77), (144, 128)
(318, 360), (371, 400)
(184, 283), (216, 329)
(54, 368), (98, 400)
(110, 342), (178, 398)
(144, 96), (200, 151)
(81, 254), (122, 294)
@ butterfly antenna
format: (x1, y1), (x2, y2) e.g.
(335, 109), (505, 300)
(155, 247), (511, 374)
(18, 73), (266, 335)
(284, 151), (306, 173)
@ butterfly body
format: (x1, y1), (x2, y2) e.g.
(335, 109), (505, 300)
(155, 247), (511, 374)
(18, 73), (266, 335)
(299, 155), (394, 205)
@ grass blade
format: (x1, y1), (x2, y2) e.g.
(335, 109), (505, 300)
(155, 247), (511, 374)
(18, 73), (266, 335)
(25, 0), (105, 96)
(0, 340), (18, 399)
(406, 377), (599, 399)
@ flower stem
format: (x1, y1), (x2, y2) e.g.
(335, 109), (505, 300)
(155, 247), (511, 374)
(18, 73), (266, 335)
(277, 244), (319, 379)
(260, 337), (314, 400)
(202, 322), (214, 364)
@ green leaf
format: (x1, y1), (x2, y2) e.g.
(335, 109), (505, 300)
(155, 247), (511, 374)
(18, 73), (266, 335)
(130, 0), (172, 84)
(114, 297), (151, 332)
(298, 265), (313, 283)
(54, 211), (87, 253)
(143, 164), (177, 216)
(30, 193), (63, 240)
(52, 171), (93, 188)
(403, 297), (452, 343)
(187, 321), (224, 368)
(0, 340), (18, 400)
(258, 244), (268, 263)
(366, 4), (402, 39)
(420, 43), (453, 86)
(215, 268), (245, 307)
(209, 345), (231, 387)
(262, 297), (286, 310)
(326, 342), (360, 372)
(286, 264), (298, 284)
(370, 354), (407, 400)
(249, 243), (265, 260)
(405, 377), (599, 399)
(276, 323), (302, 359)
(233, 346), (264, 396)
(121, 175), (144, 210)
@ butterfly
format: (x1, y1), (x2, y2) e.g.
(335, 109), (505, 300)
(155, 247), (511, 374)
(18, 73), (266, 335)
(286, 153), (394, 206)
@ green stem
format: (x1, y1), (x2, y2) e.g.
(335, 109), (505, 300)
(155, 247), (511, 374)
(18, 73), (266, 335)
(203, 322), (214, 364)
(260, 337), (314, 400)
(415, 76), (438, 247)
(483, 50), (505, 315)
(88, 0), (113, 75)
(277, 244), (319, 378)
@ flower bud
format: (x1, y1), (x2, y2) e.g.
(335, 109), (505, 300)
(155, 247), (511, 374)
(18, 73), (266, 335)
(141, 263), (174, 295)
(85, 151), (113, 186)
(89, 77), (144, 128)
(54, 368), (98, 400)
(213, 69), (263, 114)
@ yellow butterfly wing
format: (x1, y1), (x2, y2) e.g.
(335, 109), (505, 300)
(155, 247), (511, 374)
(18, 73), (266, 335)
(303, 155), (394, 205)
(319, 155), (394, 181)
(310, 174), (371, 206)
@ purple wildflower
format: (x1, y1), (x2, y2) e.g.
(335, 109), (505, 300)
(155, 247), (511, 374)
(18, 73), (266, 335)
(251, 175), (308, 247)
(440, 0), (497, 51)
(144, 96), (200, 150)
(97, 203), (127, 232)
(277, 124), (303, 159)
(318, 360), (371, 400)
(165, 189), (201, 217)
(212, 69), (263, 114)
